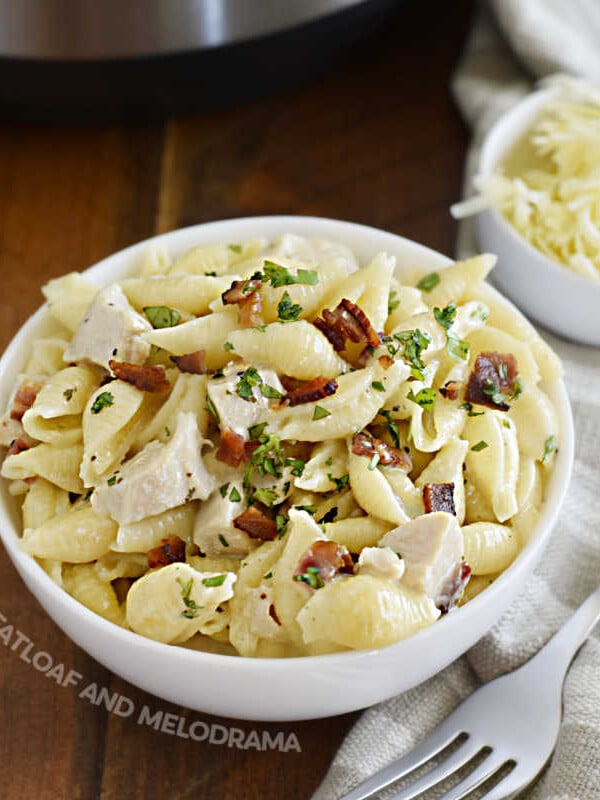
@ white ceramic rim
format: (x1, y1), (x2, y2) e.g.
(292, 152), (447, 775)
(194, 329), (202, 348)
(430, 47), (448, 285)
(478, 86), (600, 298)
(0, 216), (575, 719)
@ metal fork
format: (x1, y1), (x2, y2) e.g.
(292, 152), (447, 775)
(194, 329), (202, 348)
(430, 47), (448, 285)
(340, 584), (600, 800)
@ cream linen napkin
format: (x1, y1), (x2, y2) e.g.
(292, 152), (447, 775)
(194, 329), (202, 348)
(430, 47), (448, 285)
(312, 3), (600, 798)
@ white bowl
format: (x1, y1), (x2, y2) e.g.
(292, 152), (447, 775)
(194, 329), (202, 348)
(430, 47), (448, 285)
(0, 216), (574, 721)
(476, 86), (600, 347)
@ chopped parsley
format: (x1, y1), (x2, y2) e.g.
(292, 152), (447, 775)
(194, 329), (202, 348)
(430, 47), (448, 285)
(407, 387), (437, 412)
(91, 391), (114, 415)
(286, 458), (306, 477)
(229, 486), (241, 503)
(235, 367), (282, 401)
(385, 329), (431, 380)
(417, 272), (440, 292)
(252, 486), (279, 506)
(204, 270), (217, 276)
(202, 574), (227, 588)
(459, 402), (484, 417)
(223, 341), (234, 351)
(248, 422), (268, 440)
(294, 566), (324, 590)
(205, 391), (220, 422)
(318, 506), (338, 524)
(433, 301), (457, 331)
(387, 289), (400, 314)
(371, 381), (385, 392)
(377, 408), (401, 449)
(143, 305), (181, 329)
(541, 435), (558, 464)
(471, 440), (489, 452)
(177, 577), (201, 619)
(264, 571), (273, 580)
(277, 291), (303, 322)
(107, 475), (118, 486)
(261, 261), (319, 288)
(446, 332), (469, 362)
(294, 504), (317, 515)
(313, 405), (331, 421)
(276, 513), (288, 537)
(327, 473), (350, 492)
(218, 534), (229, 548)
(228, 243), (243, 254)
(219, 482), (230, 498)
(63, 387), (77, 402)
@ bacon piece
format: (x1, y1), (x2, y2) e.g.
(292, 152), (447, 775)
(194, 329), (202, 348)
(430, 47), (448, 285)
(313, 316), (346, 352)
(10, 383), (41, 421)
(221, 277), (262, 305)
(108, 360), (170, 393)
(351, 431), (412, 471)
(169, 350), (207, 375)
(147, 535), (187, 568)
(294, 540), (354, 587)
(436, 562), (471, 614)
(377, 353), (394, 369)
(216, 427), (247, 468)
(423, 482), (456, 515)
(282, 377), (338, 407)
(6, 437), (30, 456)
(268, 603), (282, 626)
(465, 352), (519, 411)
(222, 278), (263, 328)
(439, 381), (460, 401)
(313, 298), (380, 352)
(233, 505), (278, 541)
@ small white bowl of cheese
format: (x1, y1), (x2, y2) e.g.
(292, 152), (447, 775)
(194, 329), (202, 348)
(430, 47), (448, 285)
(459, 79), (600, 347)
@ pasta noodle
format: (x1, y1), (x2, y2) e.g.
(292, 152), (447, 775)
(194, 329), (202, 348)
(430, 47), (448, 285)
(0, 233), (562, 657)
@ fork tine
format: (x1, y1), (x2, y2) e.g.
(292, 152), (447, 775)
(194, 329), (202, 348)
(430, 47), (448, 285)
(387, 738), (483, 800)
(469, 767), (529, 800)
(435, 754), (508, 800)
(338, 717), (465, 800)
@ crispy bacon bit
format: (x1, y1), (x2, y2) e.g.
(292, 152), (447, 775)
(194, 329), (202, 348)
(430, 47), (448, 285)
(423, 482), (456, 515)
(222, 278), (263, 328)
(377, 353), (394, 370)
(439, 381), (460, 401)
(233, 505), (278, 541)
(221, 278), (262, 305)
(169, 350), (207, 375)
(10, 383), (41, 421)
(282, 376), (338, 407)
(313, 297), (380, 352)
(436, 562), (471, 614)
(216, 427), (247, 467)
(7, 437), (30, 456)
(351, 431), (412, 472)
(294, 540), (354, 587)
(108, 360), (170, 393)
(147, 535), (187, 568)
(268, 603), (281, 626)
(465, 352), (519, 411)
(313, 316), (346, 352)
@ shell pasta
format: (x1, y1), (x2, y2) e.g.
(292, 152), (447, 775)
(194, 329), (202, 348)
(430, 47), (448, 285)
(0, 233), (561, 657)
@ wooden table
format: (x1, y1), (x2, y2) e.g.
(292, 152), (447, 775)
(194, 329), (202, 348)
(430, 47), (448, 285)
(0, 2), (474, 797)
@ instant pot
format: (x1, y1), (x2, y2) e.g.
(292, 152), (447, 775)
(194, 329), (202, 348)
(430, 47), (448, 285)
(0, 0), (404, 120)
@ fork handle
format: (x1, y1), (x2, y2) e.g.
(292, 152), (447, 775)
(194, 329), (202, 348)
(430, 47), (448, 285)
(526, 584), (600, 682)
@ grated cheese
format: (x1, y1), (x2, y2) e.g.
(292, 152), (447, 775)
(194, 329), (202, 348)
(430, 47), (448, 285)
(453, 79), (600, 283)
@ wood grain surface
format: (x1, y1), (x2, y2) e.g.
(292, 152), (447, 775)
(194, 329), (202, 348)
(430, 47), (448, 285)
(0, 2), (474, 798)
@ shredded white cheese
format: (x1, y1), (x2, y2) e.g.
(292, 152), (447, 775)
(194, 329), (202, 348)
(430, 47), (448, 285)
(453, 78), (600, 283)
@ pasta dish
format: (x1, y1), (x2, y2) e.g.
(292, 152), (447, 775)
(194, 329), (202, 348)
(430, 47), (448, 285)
(0, 233), (561, 657)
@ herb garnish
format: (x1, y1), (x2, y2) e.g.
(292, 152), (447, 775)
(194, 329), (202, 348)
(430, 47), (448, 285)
(63, 387), (77, 402)
(229, 486), (241, 503)
(219, 482), (230, 498)
(177, 577), (202, 619)
(313, 405), (331, 421)
(417, 272), (440, 292)
(327, 473), (350, 492)
(202, 574), (227, 588)
(383, 329), (431, 380)
(433, 301), (457, 330)
(407, 387), (437, 412)
(228, 244), (243, 254)
(261, 261), (319, 288)
(277, 291), (303, 322)
(223, 341), (234, 351)
(459, 402), (485, 417)
(471, 440), (489, 452)
(143, 306), (181, 329)
(446, 332), (469, 362)
(294, 566), (324, 590)
(218, 534), (229, 548)
(371, 381), (385, 392)
(205, 391), (220, 422)
(252, 487), (279, 506)
(91, 391), (114, 415)
(377, 408), (401, 448)
(387, 290), (400, 314)
(541, 435), (558, 464)
(235, 367), (282, 401)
